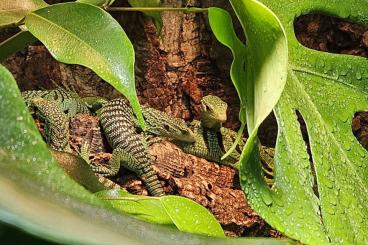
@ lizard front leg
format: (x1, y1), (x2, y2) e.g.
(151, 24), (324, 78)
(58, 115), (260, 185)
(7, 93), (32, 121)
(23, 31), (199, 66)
(81, 147), (123, 177)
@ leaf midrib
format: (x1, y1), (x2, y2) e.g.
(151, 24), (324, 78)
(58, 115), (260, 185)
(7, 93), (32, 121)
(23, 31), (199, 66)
(291, 65), (362, 91)
(290, 67), (368, 199)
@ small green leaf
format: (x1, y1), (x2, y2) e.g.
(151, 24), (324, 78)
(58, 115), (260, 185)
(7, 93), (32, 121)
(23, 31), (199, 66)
(0, 31), (37, 62)
(0, 0), (48, 27)
(96, 189), (225, 237)
(161, 196), (225, 238)
(128, 0), (163, 35)
(24, 2), (145, 128)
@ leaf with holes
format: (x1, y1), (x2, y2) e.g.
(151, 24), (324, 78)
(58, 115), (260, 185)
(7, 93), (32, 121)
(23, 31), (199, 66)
(24, 2), (145, 128)
(230, 0), (368, 244)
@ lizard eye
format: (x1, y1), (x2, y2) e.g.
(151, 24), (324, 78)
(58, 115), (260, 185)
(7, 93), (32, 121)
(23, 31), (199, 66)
(181, 129), (188, 134)
(163, 124), (170, 131)
(205, 104), (213, 111)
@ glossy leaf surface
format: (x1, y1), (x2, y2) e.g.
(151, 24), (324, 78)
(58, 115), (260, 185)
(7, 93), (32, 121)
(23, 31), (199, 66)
(97, 189), (225, 237)
(24, 2), (145, 127)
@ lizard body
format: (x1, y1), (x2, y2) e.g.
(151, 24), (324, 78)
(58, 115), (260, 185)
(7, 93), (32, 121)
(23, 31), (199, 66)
(22, 87), (90, 117)
(140, 106), (196, 143)
(174, 95), (274, 185)
(30, 97), (71, 152)
(83, 96), (196, 143)
(97, 99), (164, 196)
(23, 89), (195, 194)
(200, 95), (228, 130)
(175, 120), (244, 165)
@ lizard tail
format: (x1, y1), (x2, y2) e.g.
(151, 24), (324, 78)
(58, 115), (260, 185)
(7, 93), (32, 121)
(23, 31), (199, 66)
(138, 165), (165, 196)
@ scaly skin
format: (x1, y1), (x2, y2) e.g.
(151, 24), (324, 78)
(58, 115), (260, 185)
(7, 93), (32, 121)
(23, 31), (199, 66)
(140, 106), (196, 143)
(24, 89), (195, 193)
(175, 95), (274, 185)
(30, 97), (71, 152)
(22, 87), (90, 118)
(83, 96), (196, 143)
(176, 120), (244, 165)
(97, 99), (164, 196)
(175, 95), (236, 165)
(24, 89), (120, 191)
(200, 95), (228, 130)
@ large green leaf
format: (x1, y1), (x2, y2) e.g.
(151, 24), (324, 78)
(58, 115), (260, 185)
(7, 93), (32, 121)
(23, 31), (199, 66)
(0, 0), (47, 27)
(24, 2), (145, 128)
(96, 189), (174, 225)
(230, 0), (368, 244)
(161, 195), (224, 237)
(0, 64), (297, 244)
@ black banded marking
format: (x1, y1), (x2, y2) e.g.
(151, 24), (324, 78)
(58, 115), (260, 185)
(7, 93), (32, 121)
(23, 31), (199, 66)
(99, 99), (164, 196)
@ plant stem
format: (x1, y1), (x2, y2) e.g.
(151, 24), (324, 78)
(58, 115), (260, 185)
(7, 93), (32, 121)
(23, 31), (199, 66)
(106, 7), (208, 13)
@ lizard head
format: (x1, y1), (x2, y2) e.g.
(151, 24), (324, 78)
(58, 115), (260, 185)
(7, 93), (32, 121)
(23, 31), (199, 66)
(200, 95), (228, 129)
(29, 97), (52, 112)
(143, 107), (196, 142)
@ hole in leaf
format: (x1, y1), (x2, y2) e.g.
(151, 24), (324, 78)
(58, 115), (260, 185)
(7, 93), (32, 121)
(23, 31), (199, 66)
(258, 112), (278, 187)
(352, 111), (368, 150)
(295, 110), (319, 197)
(260, 145), (275, 188)
(294, 14), (368, 58)
(258, 111), (278, 148)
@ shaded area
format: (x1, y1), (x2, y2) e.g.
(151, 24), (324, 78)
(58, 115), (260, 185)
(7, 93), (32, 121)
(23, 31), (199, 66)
(295, 14), (368, 57)
(0, 222), (55, 245)
(352, 112), (368, 150)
